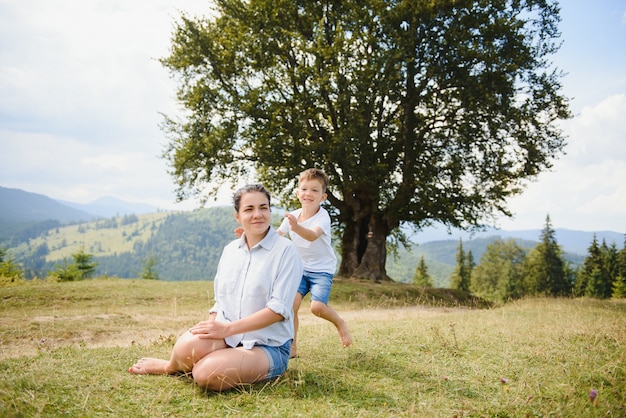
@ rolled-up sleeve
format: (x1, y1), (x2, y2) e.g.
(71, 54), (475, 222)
(266, 243), (303, 321)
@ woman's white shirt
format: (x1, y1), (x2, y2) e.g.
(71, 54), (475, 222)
(209, 227), (303, 349)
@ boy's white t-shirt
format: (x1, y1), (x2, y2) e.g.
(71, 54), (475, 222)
(278, 207), (337, 274)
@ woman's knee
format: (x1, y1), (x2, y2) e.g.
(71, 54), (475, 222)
(169, 332), (202, 370)
(193, 372), (229, 391)
(192, 361), (233, 391)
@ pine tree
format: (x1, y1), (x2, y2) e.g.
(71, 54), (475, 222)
(618, 235), (626, 280)
(412, 256), (433, 287)
(0, 247), (24, 284)
(612, 275), (626, 299)
(524, 215), (570, 296)
(575, 235), (613, 298)
(72, 246), (98, 280)
(140, 254), (160, 280)
(52, 258), (82, 282)
(585, 267), (605, 299)
(602, 241), (619, 298)
(53, 246), (98, 281)
(450, 239), (470, 292)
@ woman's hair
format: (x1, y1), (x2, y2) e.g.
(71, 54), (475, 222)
(232, 184), (271, 212)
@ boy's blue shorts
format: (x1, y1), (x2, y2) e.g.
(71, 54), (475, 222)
(297, 270), (334, 305)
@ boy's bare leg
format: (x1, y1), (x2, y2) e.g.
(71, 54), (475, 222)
(290, 293), (304, 358)
(310, 300), (352, 348)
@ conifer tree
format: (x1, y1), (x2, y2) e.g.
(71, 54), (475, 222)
(412, 256), (433, 287)
(73, 246), (98, 280)
(617, 235), (626, 285)
(53, 246), (98, 281)
(524, 215), (570, 296)
(140, 254), (160, 280)
(0, 247), (24, 283)
(612, 275), (626, 299)
(450, 239), (470, 292)
(575, 235), (609, 298)
(585, 267), (606, 299)
(602, 241), (619, 298)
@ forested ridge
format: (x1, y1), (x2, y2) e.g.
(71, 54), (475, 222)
(7, 207), (242, 281)
(1, 205), (597, 284)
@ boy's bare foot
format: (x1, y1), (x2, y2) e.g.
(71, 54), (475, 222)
(338, 320), (352, 348)
(128, 358), (173, 375)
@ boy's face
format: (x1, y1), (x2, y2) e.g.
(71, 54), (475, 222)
(296, 178), (327, 209)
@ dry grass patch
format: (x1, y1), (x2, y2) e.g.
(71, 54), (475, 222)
(0, 279), (624, 416)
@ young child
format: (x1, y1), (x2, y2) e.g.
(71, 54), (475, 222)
(278, 168), (352, 358)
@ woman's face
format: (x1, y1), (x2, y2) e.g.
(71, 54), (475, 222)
(234, 191), (271, 238)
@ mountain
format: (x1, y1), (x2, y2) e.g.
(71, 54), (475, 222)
(0, 187), (160, 246)
(3, 186), (624, 282)
(58, 196), (158, 218)
(0, 186), (95, 224)
(410, 224), (624, 256)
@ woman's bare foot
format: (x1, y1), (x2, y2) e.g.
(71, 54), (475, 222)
(128, 358), (174, 375)
(338, 320), (352, 348)
(289, 343), (298, 359)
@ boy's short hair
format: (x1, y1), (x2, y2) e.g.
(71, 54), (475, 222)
(298, 168), (329, 192)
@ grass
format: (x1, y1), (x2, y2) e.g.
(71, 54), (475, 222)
(1, 278), (624, 417)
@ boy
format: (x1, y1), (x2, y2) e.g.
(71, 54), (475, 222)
(278, 168), (351, 358)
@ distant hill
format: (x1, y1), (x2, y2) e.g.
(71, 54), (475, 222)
(58, 196), (158, 218)
(409, 224), (624, 256)
(0, 187), (162, 245)
(2, 186), (624, 283)
(10, 207), (244, 281)
(386, 235), (586, 286)
(0, 186), (95, 224)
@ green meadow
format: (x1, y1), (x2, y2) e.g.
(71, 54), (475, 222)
(1, 279), (624, 417)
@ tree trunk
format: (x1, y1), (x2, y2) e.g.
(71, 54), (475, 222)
(338, 213), (392, 282)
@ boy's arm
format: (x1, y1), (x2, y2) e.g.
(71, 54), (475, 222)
(286, 213), (323, 242)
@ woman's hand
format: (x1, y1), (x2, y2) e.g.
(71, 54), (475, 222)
(189, 320), (231, 340)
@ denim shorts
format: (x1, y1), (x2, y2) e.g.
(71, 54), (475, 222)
(297, 270), (334, 304)
(258, 339), (292, 379)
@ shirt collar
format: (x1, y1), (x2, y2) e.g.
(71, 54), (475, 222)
(238, 227), (278, 251)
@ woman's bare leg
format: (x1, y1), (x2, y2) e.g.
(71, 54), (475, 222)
(191, 346), (270, 391)
(129, 331), (227, 375)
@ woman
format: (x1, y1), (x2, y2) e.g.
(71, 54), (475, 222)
(128, 184), (303, 391)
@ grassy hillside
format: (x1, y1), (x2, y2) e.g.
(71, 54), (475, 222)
(26, 212), (171, 260)
(11, 208), (240, 280)
(6, 208), (587, 283)
(0, 279), (623, 416)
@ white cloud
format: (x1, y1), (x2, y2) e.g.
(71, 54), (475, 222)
(499, 95), (626, 232)
(0, 1), (624, 233)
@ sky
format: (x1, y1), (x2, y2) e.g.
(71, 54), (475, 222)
(0, 1), (625, 233)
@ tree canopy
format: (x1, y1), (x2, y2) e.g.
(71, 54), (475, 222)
(161, 0), (571, 281)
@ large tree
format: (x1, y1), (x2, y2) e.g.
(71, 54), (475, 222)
(161, 0), (571, 281)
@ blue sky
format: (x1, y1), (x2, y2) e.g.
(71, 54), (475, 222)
(0, 1), (624, 233)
